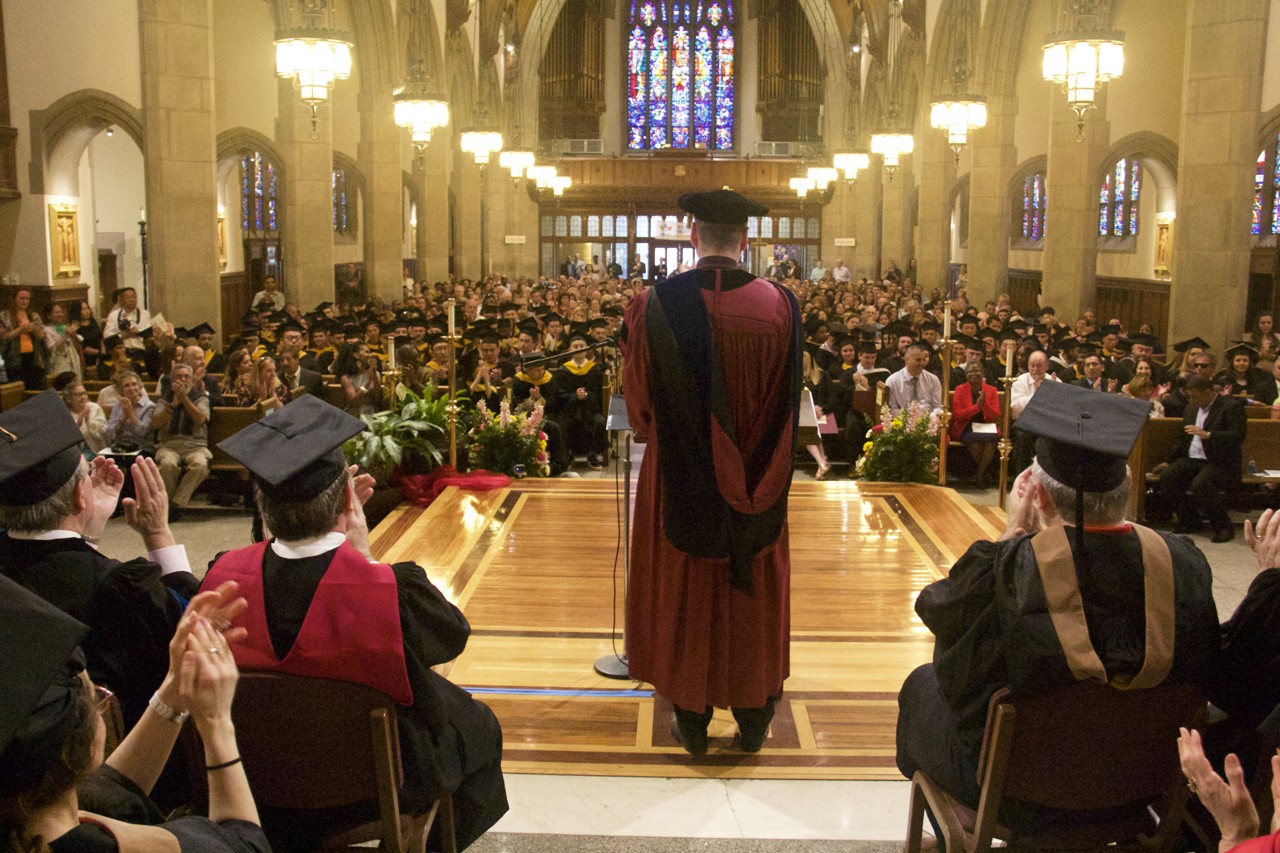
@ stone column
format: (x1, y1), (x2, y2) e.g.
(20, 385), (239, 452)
(965, 95), (1017, 307)
(418, 141), (449, 282)
(276, 79), (334, 308)
(359, 94), (406, 304)
(916, 127), (956, 292)
(138, 0), (220, 328)
(1041, 88), (1110, 322)
(850, 168), (883, 279)
(1167, 0), (1268, 352)
(451, 153), (481, 278)
(492, 176), (539, 276)
(880, 157), (915, 276)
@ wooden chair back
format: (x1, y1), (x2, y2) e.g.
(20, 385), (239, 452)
(906, 680), (1205, 853)
(208, 406), (265, 473)
(231, 671), (455, 853)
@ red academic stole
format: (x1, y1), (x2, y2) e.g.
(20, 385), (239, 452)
(205, 541), (413, 704)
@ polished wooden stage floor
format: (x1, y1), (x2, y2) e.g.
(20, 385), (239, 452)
(370, 479), (1004, 780)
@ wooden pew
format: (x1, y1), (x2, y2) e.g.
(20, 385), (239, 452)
(0, 381), (25, 411)
(208, 406), (266, 477)
(1128, 417), (1280, 521)
(323, 383), (348, 410)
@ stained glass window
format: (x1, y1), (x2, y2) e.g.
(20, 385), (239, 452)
(1256, 133), (1280, 236)
(1098, 158), (1140, 237)
(628, 0), (735, 150)
(1021, 172), (1046, 241)
(332, 169), (354, 237)
(241, 151), (279, 235)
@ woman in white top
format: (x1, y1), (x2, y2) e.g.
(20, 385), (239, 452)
(61, 379), (108, 454)
(44, 302), (84, 380)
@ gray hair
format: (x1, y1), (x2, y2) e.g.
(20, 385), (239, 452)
(1030, 459), (1130, 526)
(0, 457), (89, 532)
(254, 468), (349, 541)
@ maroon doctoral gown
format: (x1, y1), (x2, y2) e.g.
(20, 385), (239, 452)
(622, 260), (798, 711)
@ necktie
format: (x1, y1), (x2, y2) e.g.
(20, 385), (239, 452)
(910, 376), (919, 402)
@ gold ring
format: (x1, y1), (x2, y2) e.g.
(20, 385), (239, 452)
(1186, 778), (1198, 794)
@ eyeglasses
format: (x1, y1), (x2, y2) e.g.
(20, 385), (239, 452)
(1192, 362), (1213, 369)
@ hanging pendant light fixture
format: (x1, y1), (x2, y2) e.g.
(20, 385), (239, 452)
(869, 0), (914, 181)
(832, 150), (871, 184)
(275, 0), (353, 137)
(393, 0), (449, 158)
(1042, 0), (1124, 141)
(929, 35), (987, 165)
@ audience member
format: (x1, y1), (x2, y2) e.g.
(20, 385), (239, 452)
(1152, 374), (1246, 542)
(896, 383), (1218, 826)
(153, 363), (212, 518)
(204, 396), (508, 851)
(0, 392), (198, 725)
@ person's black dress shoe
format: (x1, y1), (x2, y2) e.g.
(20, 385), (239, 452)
(1211, 527), (1235, 543)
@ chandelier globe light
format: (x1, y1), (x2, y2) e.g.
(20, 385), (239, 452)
(275, 1), (353, 135)
(832, 150), (871, 183)
(550, 175), (572, 196)
(393, 81), (450, 152)
(459, 130), (504, 165)
(930, 44), (987, 165)
(527, 165), (558, 188)
(790, 177), (817, 199)
(806, 167), (839, 191)
(870, 0), (915, 180)
(1042, 0), (1124, 140)
(499, 149), (537, 181)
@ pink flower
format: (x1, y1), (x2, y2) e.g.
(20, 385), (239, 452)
(871, 423), (885, 434)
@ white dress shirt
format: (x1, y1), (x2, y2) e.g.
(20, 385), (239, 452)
(7, 528), (192, 576)
(885, 367), (942, 416)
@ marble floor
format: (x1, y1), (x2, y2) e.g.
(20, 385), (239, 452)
(94, 451), (1264, 849)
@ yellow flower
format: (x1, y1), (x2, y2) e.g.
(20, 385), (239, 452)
(891, 419), (903, 429)
(863, 441), (874, 453)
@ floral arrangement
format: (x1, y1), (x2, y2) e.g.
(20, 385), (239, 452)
(466, 399), (550, 477)
(856, 400), (941, 484)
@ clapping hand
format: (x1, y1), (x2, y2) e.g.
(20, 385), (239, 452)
(349, 465), (376, 506)
(1245, 509), (1280, 574)
(177, 616), (239, 735)
(1178, 728), (1261, 851)
(84, 456), (125, 540)
(123, 457), (172, 543)
(335, 472), (374, 560)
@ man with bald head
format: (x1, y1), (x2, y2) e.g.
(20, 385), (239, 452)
(1008, 349), (1057, 476)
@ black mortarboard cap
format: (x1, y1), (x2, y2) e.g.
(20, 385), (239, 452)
(855, 340), (878, 356)
(978, 328), (998, 342)
(1173, 336), (1210, 353)
(1009, 318), (1031, 331)
(1017, 381), (1149, 493)
(884, 320), (913, 337)
(997, 329), (1022, 344)
(601, 304), (624, 317)
(104, 335), (124, 351)
(517, 318), (541, 335)
(0, 574), (89, 767)
(1226, 342), (1260, 362)
(588, 317), (608, 330)
(677, 186), (769, 225)
(543, 313), (565, 326)
(920, 319), (941, 332)
(1130, 333), (1160, 349)
(173, 327), (191, 340)
(314, 302), (334, 312)
(0, 392), (86, 507)
(1032, 323), (1049, 335)
(569, 322), (592, 339)
(277, 320), (303, 335)
(217, 395), (365, 502)
(190, 323), (216, 338)
(954, 333), (983, 351)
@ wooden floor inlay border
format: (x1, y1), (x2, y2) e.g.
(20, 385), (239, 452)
(371, 479), (994, 780)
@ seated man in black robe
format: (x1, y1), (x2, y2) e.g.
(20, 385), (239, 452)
(205, 395), (507, 852)
(552, 334), (608, 469)
(896, 382), (1218, 830)
(0, 391), (199, 727)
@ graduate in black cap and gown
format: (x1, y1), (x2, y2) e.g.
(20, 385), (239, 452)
(203, 396), (507, 852)
(895, 382), (1218, 824)
(0, 572), (273, 852)
(0, 392), (200, 727)
(621, 187), (802, 755)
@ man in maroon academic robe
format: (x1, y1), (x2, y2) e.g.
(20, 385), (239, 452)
(621, 188), (802, 754)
